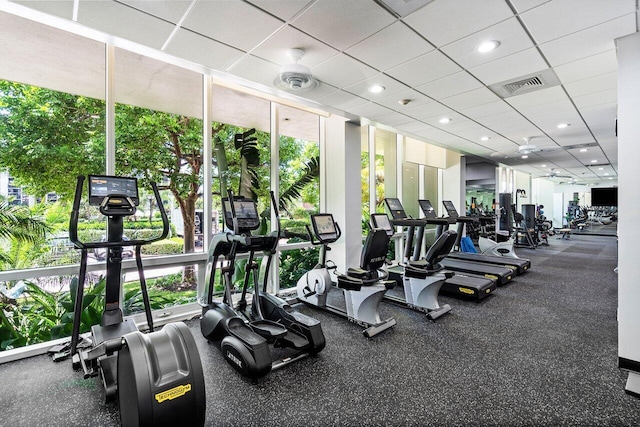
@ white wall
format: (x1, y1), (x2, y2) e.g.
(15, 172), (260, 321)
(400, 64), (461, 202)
(617, 31), (640, 394)
(532, 178), (555, 224)
(440, 152), (464, 216)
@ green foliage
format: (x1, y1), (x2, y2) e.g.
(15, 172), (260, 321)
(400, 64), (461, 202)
(140, 238), (183, 256)
(0, 274), (196, 351)
(0, 81), (106, 198)
(279, 244), (320, 289)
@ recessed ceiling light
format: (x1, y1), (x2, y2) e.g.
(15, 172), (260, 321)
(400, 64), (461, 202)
(591, 159), (598, 163)
(480, 136), (490, 141)
(438, 117), (451, 124)
(604, 173), (610, 176)
(579, 148), (588, 152)
(608, 177), (614, 180)
(557, 123), (570, 129)
(368, 84), (385, 93)
(598, 167), (604, 171)
(521, 155), (529, 159)
(476, 40), (500, 53)
(540, 164), (547, 167)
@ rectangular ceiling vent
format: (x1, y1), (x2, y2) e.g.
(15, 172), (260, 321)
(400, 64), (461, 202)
(489, 69), (561, 99)
(562, 142), (599, 150)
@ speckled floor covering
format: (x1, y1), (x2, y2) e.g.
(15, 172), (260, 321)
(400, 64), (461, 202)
(1, 233), (638, 426)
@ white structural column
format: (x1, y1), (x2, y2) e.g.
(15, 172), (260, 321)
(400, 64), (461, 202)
(441, 152), (464, 214)
(105, 45), (115, 175)
(268, 102), (280, 294)
(323, 116), (361, 270)
(617, 31), (640, 397)
(202, 76), (213, 266)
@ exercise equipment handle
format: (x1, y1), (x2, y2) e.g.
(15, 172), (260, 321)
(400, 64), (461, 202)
(69, 175), (85, 249)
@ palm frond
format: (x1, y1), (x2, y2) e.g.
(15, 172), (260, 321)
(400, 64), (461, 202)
(0, 201), (50, 243)
(279, 156), (320, 212)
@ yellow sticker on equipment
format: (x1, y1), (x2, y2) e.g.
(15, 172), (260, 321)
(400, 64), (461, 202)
(155, 384), (192, 403)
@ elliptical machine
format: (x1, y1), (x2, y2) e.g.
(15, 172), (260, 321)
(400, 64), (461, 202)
(198, 191), (325, 378)
(293, 213), (396, 338)
(66, 175), (205, 427)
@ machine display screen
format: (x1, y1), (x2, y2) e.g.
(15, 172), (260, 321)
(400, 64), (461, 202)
(442, 200), (459, 218)
(312, 214), (337, 237)
(88, 175), (139, 206)
(371, 213), (393, 233)
(223, 199), (260, 230)
(384, 198), (407, 220)
(418, 199), (436, 218)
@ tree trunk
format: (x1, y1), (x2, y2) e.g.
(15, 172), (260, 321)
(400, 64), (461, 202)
(177, 194), (197, 286)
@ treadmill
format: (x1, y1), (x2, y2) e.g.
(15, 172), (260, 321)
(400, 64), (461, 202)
(376, 198), (496, 301)
(437, 200), (531, 275)
(395, 198), (514, 286)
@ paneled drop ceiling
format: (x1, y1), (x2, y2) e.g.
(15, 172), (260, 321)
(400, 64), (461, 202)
(7, 0), (640, 186)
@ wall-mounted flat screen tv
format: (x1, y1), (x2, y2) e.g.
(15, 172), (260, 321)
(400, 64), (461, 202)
(591, 187), (617, 207)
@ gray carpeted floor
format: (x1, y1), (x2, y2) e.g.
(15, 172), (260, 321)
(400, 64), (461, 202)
(1, 233), (638, 426)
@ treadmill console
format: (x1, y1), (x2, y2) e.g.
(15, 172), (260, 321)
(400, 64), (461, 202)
(442, 200), (459, 219)
(222, 197), (261, 232)
(384, 198), (407, 220)
(418, 199), (437, 218)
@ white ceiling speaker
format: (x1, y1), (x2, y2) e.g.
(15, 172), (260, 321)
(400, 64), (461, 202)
(274, 48), (318, 91)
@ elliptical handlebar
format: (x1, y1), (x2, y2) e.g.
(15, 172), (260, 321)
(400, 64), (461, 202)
(68, 175), (170, 250)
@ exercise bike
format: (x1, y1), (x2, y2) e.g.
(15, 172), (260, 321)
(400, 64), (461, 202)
(198, 191), (325, 378)
(292, 213), (396, 338)
(370, 213), (456, 320)
(62, 175), (205, 427)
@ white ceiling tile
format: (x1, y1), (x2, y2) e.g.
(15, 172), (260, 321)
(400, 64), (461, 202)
(229, 55), (282, 88)
(346, 22), (434, 71)
(416, 71), (482, 99)
(343, 74), (410, 100)
(370, 112), (414, 127)
(440, 87), (501, 110)
(251, 25), (338, 68)
(402, 101), (453, 121)
(184, 1), (284, 52)
(316, 90), (369, 111)
(468, 48), (548, 85)
(553, 50), (617, 84)
(292, 1), (394, 51)
(117, 0), (192, 22)
(11, 0), (74, 19)
(521, 0), (636, 44)
(509, 0), (551, 13)
(396, 121), (435, 133)
(506, 86), (569, 109)
(375, 89), (433, 111)
(572, 89), (617, 109)
(460, 101), (514, 120)
(385, 49), (461, 87)
(441, 18), (534, 69)
(165, 29), (245, 71)
(403, 0), (513, 47)
(565, 72), (617, 98)
(312, 54), (378, 88)
(540, 13), (637, 67)
(77, 1), (175, 49)
(246, 0), (315, 21)
(349, 102), (394, 120)
(518, 98), (577, 119)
